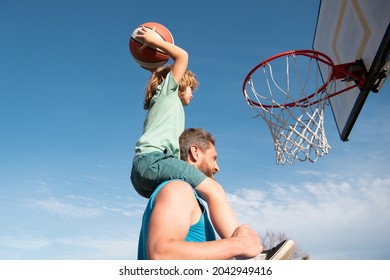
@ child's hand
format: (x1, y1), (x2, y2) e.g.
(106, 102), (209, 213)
(136, 26), (162, 51)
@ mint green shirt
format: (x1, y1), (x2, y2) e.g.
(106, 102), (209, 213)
(135, 71), (184, 158)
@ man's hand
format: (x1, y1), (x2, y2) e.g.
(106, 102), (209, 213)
(231, 224), (263, 258)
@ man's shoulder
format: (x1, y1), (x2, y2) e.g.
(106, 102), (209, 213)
(154, 180), (197, 205)
(157, 180), (194, 197)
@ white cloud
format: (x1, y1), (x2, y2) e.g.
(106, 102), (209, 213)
(29, 198), (101, 219)
(57, 235), (137, 259)
(226, 172), (390, 259)
(0, 234), (138, 260)
(0, 236), (51, 250)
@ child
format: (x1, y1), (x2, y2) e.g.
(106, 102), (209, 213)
(131, 25), (245, 240)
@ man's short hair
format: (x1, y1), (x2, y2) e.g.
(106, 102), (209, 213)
(179, 128), (216, 161)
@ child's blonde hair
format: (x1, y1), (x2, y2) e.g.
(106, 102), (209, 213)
(143, 65), (199, 110)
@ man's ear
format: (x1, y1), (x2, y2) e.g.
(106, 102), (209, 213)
(189, 145), (199, 161)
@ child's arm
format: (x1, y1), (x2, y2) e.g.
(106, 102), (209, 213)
(136, 26), (188, 83)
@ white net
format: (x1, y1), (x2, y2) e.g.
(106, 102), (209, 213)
(244, 51), (336, 165)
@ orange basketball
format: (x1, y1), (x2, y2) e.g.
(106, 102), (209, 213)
(129, 22), (174, 69)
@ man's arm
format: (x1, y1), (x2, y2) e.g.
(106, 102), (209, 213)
(147, 180), (262, 260)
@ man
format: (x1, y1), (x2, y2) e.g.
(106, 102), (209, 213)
(138, 128), (294, 259)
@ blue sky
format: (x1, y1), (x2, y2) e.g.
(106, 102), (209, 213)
(1, 0), (389, 260)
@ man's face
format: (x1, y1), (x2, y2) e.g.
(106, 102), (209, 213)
(196, 143), (220, 179)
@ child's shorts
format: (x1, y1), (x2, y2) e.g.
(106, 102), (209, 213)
(131, 151), (207, 198)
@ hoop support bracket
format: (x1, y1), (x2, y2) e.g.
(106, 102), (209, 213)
(332, 59), (367, 89)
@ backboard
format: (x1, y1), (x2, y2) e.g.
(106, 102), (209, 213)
(313, 0), (390, 141)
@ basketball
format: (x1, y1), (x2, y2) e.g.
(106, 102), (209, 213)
(129, 22), (174, 69)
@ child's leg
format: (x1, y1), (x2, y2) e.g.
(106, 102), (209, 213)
(131, 151), (180, 198)
(131, 152), (165, 198)
(195, 177), (240, 239)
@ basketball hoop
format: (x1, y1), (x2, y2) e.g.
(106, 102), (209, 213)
(242, 50), (367, 165)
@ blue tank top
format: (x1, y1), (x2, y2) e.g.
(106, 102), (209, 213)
(137, 180), (216, 260)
